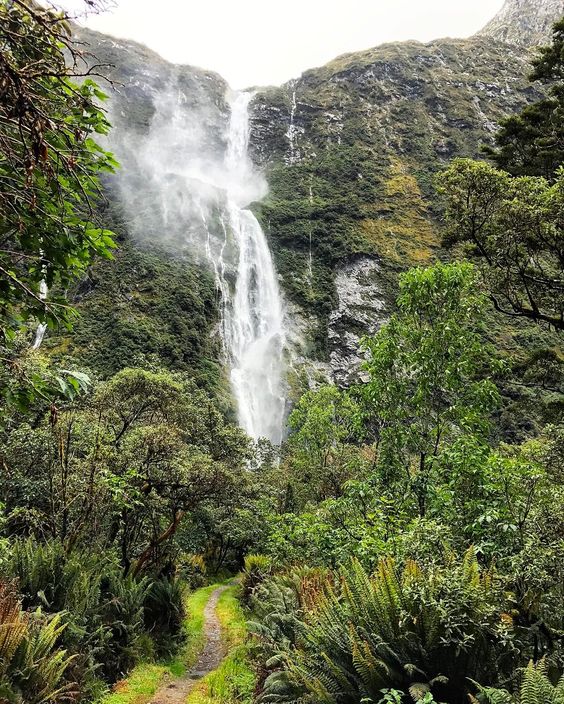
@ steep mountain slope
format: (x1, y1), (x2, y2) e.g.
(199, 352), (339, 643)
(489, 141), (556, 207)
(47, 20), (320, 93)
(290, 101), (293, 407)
(249, 37), (542, 373)
(51, 30), (231, 398)
(54, 0), (563, 402)
(479, 0), (564, 45)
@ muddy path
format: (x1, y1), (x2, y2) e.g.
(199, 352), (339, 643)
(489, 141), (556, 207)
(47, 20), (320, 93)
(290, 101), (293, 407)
(149, 585), (229, 704)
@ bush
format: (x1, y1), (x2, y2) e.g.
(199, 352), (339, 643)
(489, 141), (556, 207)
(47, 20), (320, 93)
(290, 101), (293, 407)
(257, 549), (520, 704)
(241, 555), (273, 606)
(0, 580), (76, 703)
(143, 577), (186, 656)
(3, 539), (160, 695)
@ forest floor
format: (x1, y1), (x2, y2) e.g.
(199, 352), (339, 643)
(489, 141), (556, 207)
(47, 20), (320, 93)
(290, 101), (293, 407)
(102, 581), (248, 704)
(147, 584), (229, 704)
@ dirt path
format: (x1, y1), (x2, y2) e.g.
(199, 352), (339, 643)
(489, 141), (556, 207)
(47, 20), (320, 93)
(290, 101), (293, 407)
(149, 585), (229, 704)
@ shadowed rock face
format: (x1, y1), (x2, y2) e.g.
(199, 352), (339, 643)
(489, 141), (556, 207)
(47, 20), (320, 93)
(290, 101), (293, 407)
(478, 0), (564, 46)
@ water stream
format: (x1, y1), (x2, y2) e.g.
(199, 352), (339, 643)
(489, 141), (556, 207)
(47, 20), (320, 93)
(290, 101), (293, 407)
(219, 93), (287, 445)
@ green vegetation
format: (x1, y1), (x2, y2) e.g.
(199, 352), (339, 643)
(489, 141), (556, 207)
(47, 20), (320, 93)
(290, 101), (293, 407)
(486, 18), (564, 179)
(247, 261), (563, 703)
(438, 159), (563, 330)
(99, 583), (223, 704)
(1, 3), (563, 703)
(187, 585), (255, 704)
(99, 666), (166, 704)
(0, 0), (117, 410)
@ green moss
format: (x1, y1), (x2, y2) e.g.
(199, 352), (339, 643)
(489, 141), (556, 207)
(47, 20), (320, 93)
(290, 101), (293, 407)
(46, 239), (225, 399)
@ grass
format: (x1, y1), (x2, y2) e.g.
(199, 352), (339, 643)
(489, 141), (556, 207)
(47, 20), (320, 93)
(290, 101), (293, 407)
(186, 584), (256, 704)
(98, 582), (225, 704)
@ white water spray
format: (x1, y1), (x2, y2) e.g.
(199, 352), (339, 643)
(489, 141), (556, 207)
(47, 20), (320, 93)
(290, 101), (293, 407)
(221, 93), (287, 444)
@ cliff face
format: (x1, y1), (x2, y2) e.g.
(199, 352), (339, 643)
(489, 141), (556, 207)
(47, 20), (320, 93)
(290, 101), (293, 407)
(61, 2), (563, 388)
(478, 0), (564, 46)
(248, 35), (542, 374)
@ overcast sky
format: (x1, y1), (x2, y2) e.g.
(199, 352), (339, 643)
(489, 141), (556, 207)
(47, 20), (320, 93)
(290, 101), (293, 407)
(57, 0), (504, 89)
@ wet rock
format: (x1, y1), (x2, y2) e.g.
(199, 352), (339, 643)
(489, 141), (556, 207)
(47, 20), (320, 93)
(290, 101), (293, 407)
(328, 256), (386, 385)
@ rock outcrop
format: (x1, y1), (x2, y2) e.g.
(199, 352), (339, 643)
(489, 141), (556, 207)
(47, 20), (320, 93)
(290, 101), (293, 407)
(478, 0), (564, 46)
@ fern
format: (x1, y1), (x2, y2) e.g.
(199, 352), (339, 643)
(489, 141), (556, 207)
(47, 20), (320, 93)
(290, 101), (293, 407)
(256, 551), (516, 704)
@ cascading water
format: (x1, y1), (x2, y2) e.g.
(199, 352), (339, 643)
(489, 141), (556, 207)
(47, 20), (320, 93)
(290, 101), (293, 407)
(31, 279), (48, 350)
(111, 82), (287, 444)
(220, 93), (287, 445)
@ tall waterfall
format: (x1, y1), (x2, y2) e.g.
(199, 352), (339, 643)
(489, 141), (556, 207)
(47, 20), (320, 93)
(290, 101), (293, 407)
(110, 84), (287, 444)
(219, 93), (287, 445)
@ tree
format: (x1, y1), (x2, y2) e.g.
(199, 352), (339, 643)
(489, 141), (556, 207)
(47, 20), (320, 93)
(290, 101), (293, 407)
(0, 0), (117, 341)
(437, 159), (564, 330)
(284, 385), (365, 507)
(0, 368), (253, 575)
(361, 262), (500, 516)
(485, 17), (564, 180)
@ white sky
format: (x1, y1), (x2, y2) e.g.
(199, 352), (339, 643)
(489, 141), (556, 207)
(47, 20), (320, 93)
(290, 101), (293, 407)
(57, 1), (505, 89)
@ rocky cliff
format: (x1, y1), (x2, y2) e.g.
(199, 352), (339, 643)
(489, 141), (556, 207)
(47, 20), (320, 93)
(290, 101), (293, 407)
(56, 1), (563, 391)
(478, 0), (564, 46)
(249, 34), (543, 375)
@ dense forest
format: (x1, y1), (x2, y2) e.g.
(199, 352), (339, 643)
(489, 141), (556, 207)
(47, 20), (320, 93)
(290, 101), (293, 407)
(0, 1), (562, 703)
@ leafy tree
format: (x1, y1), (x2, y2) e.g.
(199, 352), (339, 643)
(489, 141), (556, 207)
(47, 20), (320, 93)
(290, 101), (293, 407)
(284, 385), (365, 507)
(437, 159), (564, 330)
(486, 18), (564, 180)
(0, 0), (117, 340)
(0, 368), (252, 575)
(361, 262), (500, 516)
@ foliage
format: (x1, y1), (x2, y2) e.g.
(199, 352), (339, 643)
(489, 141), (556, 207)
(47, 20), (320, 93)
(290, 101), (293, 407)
(0, 579), (76, 703)
(257, 550), (516, 704)
(241, 554), (274, 605)
(284, 385), (366, 507)
(486, 18), (564, 180)
(61, 238), (223, 398)
(474, 659), (564, 704)
(0, 0), (117, 340)
(0, 367), (252, 576)
(361, 261), (500, 515)
(437, 159), (564, 330)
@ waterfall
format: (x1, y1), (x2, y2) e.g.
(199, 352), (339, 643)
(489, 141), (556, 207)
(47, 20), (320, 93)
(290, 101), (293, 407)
(110, 83), (287, 444)
(220, 92), (287, 445)
(32, 265), (47, 350)
(286, 83), (299, 165)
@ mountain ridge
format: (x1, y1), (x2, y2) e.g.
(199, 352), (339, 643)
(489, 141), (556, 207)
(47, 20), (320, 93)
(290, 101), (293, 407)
(478, 0), (564, 45)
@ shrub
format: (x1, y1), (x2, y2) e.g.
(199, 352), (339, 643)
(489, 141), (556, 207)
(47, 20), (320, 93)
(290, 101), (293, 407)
(241, 555), (273, 605)
(143, 577), (186, 655)
(258, 549), (519, 704)
(474, 659), (564, 703)
(0, 580), (76, 703)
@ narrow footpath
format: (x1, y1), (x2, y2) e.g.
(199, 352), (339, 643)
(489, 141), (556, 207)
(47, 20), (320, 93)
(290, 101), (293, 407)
(149, 585), (229, 704)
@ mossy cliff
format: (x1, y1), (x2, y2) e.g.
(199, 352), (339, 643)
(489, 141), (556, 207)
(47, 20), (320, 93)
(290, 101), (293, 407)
(55, 1), (562, 415)
(249, 35), (543, 357)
